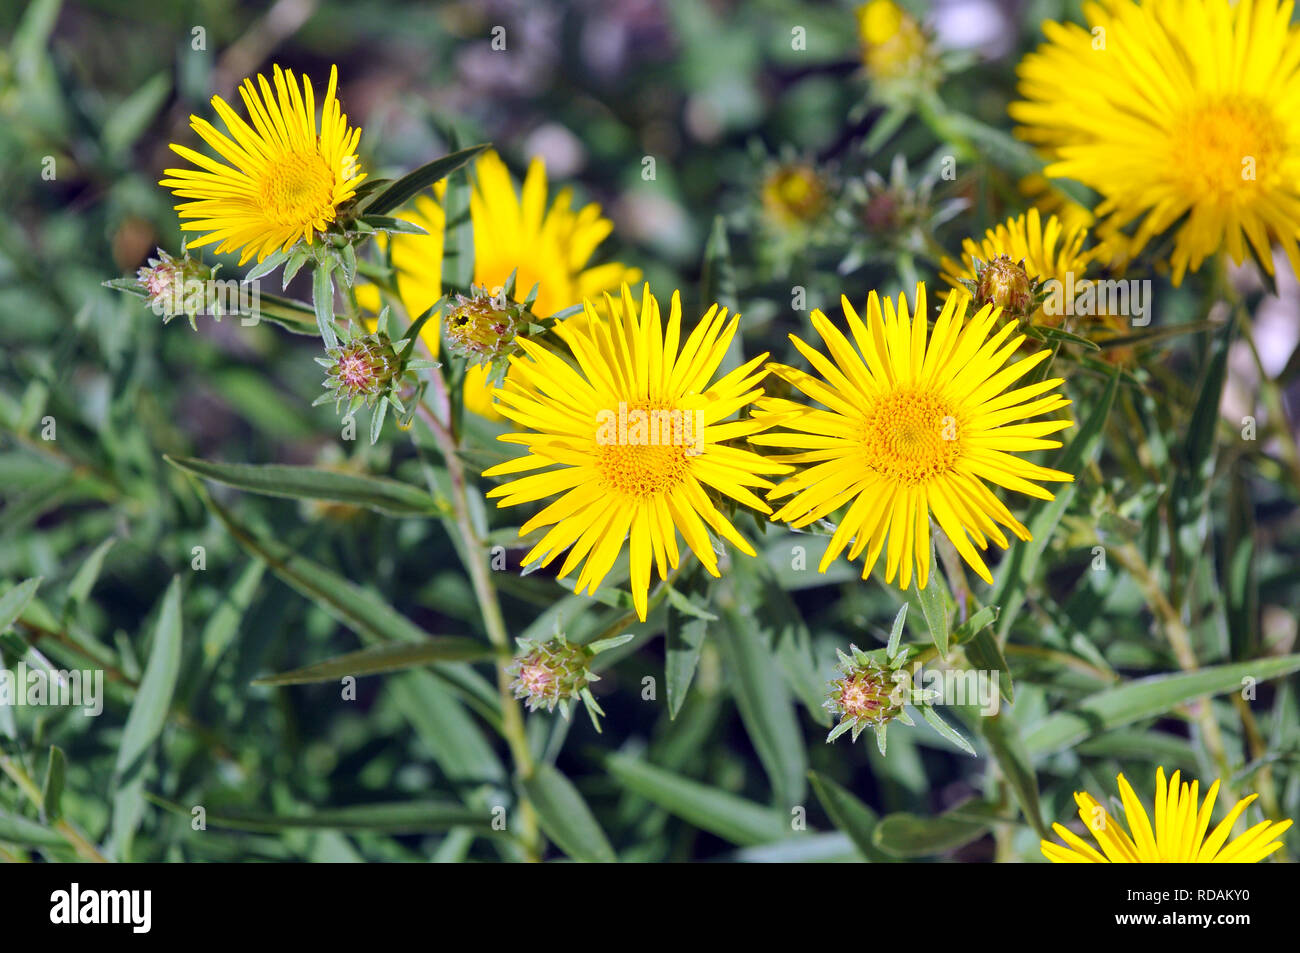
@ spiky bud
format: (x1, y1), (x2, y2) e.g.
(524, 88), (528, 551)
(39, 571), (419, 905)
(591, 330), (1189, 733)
(136, 248), (210, 322)
(443, 286), (532, 364)
(972, 254), (1037, 320)
(508, 635), (597, 714)
(761, 162), (829, 227)
(825, 645), (904, 744)
(322, 333), (399, 409)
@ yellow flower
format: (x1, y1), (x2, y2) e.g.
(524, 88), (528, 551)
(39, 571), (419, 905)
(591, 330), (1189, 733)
(857, 0), (930, 82)
(1042, 768), (1294, 863)
(940, 208), (1092, 324)
(752, 283), (1074, 589)
(161, 65), (364, 265)
(483, 285), (787, 620)
(357, 150), (638, 418)
(761, 162), (829, 228)
(1010, 0), (1300, 285)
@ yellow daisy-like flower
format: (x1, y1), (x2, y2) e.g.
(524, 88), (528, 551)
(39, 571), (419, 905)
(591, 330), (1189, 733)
(1010, 0), (1300, 285)
(939, 208), (1092, 325)
(161, 64), (364, 266)
(752, 283), (1074, 589)
(856, 0), (930, 82)
(1042, 768), (1294, 863)
(483, 285), (788, 620)
(357, 150), (638, 418)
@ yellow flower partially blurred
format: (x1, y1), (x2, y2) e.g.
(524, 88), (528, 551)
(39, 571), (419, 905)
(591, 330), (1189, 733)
(358, 149), (639, 419)
(856, 0), (930, 83)
(1042, 768), (1293, 863)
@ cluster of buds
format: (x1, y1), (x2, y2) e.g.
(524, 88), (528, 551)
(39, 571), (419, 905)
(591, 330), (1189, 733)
(507, 630), (633, 732)
(443, 271), (544, 382)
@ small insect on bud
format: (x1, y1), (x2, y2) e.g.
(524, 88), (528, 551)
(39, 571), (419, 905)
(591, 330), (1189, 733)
(508, 634), (597, 717)
(761, 162), (829, 228)
(972, 254), (1037, 320)
(321, 333), (400, 410)
(824, 645), (904, 745)
(443, 286), (532, 364)
(136, 248), (210, 324)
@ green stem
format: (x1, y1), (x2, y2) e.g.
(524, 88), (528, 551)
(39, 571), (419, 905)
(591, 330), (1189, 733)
(414, 385), (542, 861)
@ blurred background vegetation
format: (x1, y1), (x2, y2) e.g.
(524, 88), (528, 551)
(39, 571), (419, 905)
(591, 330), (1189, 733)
(2, 0), (1298, 862)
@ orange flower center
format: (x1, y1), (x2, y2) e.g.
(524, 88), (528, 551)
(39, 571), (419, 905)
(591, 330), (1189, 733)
(259, 151), (336, 227)
(861, 388), (961, 485)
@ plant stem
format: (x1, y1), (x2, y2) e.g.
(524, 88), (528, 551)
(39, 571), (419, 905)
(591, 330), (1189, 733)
(414, 385), (542, 861)
(1108, 541), (1239, 804)
(0, 755), (107, 862)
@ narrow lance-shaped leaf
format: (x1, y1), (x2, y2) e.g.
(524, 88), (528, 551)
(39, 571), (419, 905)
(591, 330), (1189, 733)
(518, 763), (618, 863)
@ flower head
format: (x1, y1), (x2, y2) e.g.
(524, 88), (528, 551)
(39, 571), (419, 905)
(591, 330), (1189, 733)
(752, 283), (1074, 589)
(1042, 768), (1294, 863)
(135, 248), (211, 324)
(483, 284), (789, 620)
(443, 284), (533, 366)
(320, 332), (400, 410)
(761, 162), (830, 229)
(857, 0), (932, 83)
(825, 646), (904, 743)
(940, 209), (1091, 326)
(1010, 0), (1300, 284)
(508, 635), (595, 714)
(161, 65), (365, 265)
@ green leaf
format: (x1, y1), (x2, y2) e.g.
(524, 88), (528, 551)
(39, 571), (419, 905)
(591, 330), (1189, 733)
(700, 215), (737, 313)
(664, 584), (717, 621)
(978, 712), (1045, 837)
(604, 752), (790, 847)
(102, 72), (170, 156)
(113, 576), (183, 782)
(362, 144), (489, 215)
(145, 793), (496, 833)
(961, 608), (1012, 702)
(312, 262), (338, 348)
(920, 705), (975, 755)
(716, 603), (807, 807)
(872, 803), (1000, 858)
(166, 455), (446, 516)
(200, 558), (265, 667)
(253, 637), (494, 686)
(0, 809), (65, 849)
(41, 746), (65, 824)
(911, 547), (950, 656)
(665, 612), (707, 720)
(519, 763), (618, 863)
(65, 538), (115, 610)
(193, 489), (500, 725)
(808, 771), (889, 861)
(1024, 653), (1300, 756)
(0, 577), (41, 633)
(993, 368), (1120, 642)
